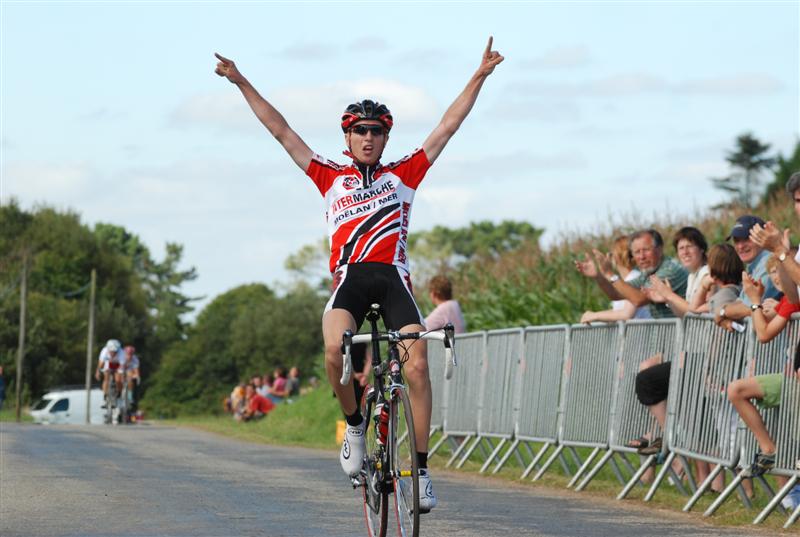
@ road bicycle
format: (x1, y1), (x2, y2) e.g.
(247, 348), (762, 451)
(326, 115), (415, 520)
(340, 303), (456, 537)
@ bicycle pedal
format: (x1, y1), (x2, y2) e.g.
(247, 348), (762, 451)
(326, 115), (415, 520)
(351, 475), (365, 488)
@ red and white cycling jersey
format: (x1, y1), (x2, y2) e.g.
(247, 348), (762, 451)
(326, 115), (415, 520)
(306, 149), (432, 273)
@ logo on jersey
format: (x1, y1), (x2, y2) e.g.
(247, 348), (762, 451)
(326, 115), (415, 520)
(341, 175), (361, 190)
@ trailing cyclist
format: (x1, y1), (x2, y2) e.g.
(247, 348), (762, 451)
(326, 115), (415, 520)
(215, 37), (503, 512)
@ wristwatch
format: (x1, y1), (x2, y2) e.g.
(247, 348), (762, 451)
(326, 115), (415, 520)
(750, 303), (763, 312)
(779, 250), (788, 262)
(719, 306), (727, 319)
(608, 274), (620, 283)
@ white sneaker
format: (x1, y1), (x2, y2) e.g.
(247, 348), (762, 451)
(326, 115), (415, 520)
(340, 421), (366, 476)
(418, 469), (437, 513)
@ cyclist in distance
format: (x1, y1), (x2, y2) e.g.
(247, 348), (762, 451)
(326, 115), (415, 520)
(95, 339), (124, 404)
(215, 37), (503, 512)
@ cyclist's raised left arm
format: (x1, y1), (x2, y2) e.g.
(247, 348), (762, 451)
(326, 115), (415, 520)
(422, 37), (504, 164)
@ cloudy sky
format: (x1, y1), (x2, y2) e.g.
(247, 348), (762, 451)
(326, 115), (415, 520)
(2, 1), (798, 310)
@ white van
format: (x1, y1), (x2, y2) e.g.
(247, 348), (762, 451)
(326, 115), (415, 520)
(29, 388), (106, 425)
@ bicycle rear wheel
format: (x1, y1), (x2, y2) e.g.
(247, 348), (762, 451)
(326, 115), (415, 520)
(389, 386), (419, 537)
(361, 388), (389, 537)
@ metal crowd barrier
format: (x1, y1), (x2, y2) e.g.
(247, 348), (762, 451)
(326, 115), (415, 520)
(468, 328), (525, 472)
(532, 323), (621, 485)
(427, 338), (447, 439)
(433, 332), (486, 467)
(579, 318), (683, 493)
(494, 325), (570, 478)
(705, 315), (800, 527)
(425, 315), (798, 527)
(643, 315), (749, 507)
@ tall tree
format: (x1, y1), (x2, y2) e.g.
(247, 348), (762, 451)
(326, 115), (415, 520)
(711, 132), (777, 208)
(761, 139), (800, 202)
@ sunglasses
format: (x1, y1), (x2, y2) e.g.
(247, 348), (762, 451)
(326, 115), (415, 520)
(350, 125), (385, 136)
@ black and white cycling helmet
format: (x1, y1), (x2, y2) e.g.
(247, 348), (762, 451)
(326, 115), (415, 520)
(105, 339), (121, 352)
(341, 99), (393, 132)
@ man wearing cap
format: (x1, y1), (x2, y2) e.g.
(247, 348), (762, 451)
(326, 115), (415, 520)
(714, 215), (780, 328)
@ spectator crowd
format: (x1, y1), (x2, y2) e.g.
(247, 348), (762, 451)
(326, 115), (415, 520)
(574, 172), (800, 510)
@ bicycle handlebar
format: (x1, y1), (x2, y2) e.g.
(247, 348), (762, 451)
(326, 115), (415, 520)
(339, 324), (457, 385)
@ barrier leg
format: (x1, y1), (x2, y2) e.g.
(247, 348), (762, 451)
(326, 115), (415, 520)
(533, 444), (564, 481)
(684, 463), (724, 512)
(491, 438), (518, 474)
(618, 454), (656, 500)
(480, 438), (508, 473)
(704, 469), (745, 517)
(785, 503), (800, 529)
(512, 444), (526, 468)
(567, 446), (584, 469)
(456, 436), (483, 468)
(677, 455), (697, 494)
(557, 451), (572, 476)
(521, 442), (551, 479)
(576, 449), (614, 491)
(753, 474), (797, 525)
(476, 437), (493, 461)
(446, 435), (472, 467)
(644, 451), (675, 502)
(616, 452), (638, 477)
(428, 433), (448, 458)
(567, 447), (601, 489)
(609, 453), (628, 486)
(734, 472), (754, 510)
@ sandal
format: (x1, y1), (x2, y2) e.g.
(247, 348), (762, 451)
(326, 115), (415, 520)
(744, 451), (775, 477)
(639, 437), (663, 455)
(626, 436), (652, 450)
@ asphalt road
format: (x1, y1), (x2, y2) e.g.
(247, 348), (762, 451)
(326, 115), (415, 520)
(0, 423), (763, 537)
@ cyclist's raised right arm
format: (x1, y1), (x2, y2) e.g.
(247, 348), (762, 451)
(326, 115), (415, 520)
(215, 53), (313, 172)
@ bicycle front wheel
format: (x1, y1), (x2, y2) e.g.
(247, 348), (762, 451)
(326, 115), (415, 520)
(389, 386), (419, 537)
(361, 388), (388, 537)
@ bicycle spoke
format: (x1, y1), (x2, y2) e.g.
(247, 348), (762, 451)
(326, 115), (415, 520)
(390, 386), (419, 537)
(361, 388), (388, 537)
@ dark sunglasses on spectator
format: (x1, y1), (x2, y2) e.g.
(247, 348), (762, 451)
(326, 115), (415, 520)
(350, 125), (385, 136)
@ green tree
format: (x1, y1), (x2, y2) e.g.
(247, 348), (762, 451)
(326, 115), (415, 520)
(762, 139), (800, 203)
(711, 132), (777, 208)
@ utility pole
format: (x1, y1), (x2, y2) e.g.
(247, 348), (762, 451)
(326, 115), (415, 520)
(15, 254), (28, 422)
(84, 269), (96, 424)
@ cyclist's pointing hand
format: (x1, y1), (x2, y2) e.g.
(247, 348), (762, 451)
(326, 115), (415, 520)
(478, 36), (504, 77)
(215, 52), (244, 84)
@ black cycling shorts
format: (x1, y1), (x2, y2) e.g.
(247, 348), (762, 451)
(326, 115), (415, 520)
(325, 262), (424, 330)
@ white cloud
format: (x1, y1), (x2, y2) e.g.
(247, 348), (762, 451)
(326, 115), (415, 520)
(3, 161), (95, 204)
(347, 36), (390, 52)
(676, 74), (783, 95)
(281, 42), (339, 61)
(522, 45), (590, 69)
(487, 99), (581, 122)
(171, 80), (439, 134)
(508, 73), (782, 97)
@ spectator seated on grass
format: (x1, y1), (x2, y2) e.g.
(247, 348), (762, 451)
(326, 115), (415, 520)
(268, 367), (290, 404)
(579, 235), (651, 324)
(575, 228), (688, 320)
(286, 366), (301, 398)
(238, 384), (275, 422)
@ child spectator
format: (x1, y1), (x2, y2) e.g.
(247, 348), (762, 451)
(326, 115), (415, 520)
(729, 257), (800, 490)
(286, 367), (301, 398)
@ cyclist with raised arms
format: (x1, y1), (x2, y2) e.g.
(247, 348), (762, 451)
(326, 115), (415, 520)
(215, 37), (503, 512)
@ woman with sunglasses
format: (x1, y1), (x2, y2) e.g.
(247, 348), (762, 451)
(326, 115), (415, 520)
(215, 38), (503, 512)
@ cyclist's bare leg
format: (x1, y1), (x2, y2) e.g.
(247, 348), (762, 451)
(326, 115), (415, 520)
(101, 371), (109, 396)
(399, 323), (431, 453)
(322, 308), (359, 416)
